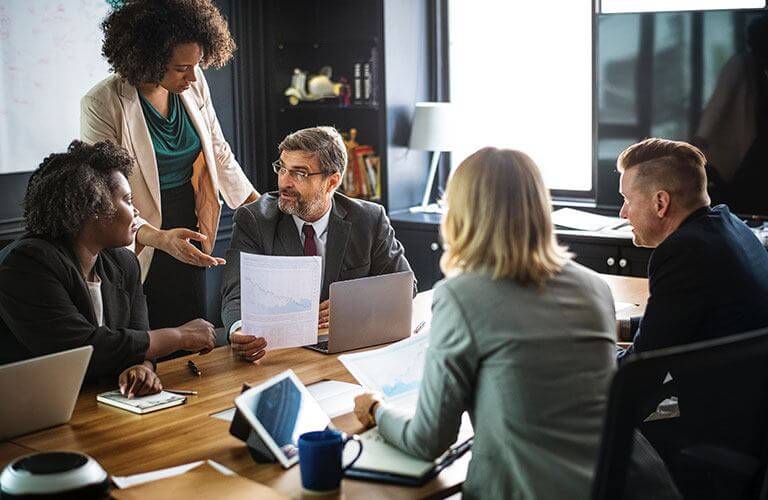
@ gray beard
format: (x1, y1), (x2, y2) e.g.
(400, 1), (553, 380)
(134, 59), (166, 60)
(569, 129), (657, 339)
(278, 194), (326, 221)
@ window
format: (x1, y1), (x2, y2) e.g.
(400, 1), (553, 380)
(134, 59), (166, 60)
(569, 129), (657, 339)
(448, 0), (594, 193)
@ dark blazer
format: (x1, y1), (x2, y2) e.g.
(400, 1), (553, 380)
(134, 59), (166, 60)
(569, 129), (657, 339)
(221, 192), (414, 334)
(620, 205), (768, 360)
(0, 237), (150, 377)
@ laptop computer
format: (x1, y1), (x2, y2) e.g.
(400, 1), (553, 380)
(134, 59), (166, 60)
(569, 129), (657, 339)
(305, 271), (414, 354)
(0, 346), (92, 440)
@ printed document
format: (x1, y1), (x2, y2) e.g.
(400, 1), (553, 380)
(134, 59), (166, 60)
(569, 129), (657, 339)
(339, 332), (430, 413)
(240, 253), (321, 349)
(552, 207), (626, 232)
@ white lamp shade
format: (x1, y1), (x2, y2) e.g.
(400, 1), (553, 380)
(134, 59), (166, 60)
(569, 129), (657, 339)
(409, 102), (455, 152)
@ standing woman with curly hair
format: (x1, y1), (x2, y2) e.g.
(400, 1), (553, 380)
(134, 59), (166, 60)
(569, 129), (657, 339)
(81, 0), (259, 329)
(0, 141), (216, 396)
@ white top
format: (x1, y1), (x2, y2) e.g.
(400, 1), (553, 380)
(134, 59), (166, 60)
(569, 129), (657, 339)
(86, 275), (104, 327)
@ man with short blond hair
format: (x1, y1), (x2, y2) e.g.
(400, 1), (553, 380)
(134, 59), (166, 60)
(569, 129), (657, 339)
(616, 137), (768, 360)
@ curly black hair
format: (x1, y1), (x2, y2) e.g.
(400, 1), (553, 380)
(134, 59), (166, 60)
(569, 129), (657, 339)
(101, 0), (236, 87)
(24, 140), (134, 239)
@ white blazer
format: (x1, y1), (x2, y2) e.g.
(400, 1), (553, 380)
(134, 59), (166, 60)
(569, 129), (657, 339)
(80, 67), (254, 281)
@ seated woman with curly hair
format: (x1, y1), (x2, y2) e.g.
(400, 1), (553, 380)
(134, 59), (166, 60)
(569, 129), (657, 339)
(82, 0), (259, 330)
(0, 140), (216, 397)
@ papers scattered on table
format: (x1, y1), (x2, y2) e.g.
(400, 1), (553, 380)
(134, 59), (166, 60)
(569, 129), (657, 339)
(240, 253), (321, 350)
(211, 407), (237, 422)
(552, 208), (627, 232)
(614, 301), (638, 313)
(111, 460), (235, 489)
(111, 462), (286, 499)
(209, 380), (363, 423)
(307, 380), (365, 418)
(339, 332), (430, 414)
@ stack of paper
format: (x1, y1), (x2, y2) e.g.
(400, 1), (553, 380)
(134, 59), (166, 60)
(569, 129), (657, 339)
(552, 207), (626, 232)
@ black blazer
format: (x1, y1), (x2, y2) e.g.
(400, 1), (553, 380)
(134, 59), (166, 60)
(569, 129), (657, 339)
(620, 205), (768, 360)
(0, 237), (150, 377)
(221, 192), (415, 334)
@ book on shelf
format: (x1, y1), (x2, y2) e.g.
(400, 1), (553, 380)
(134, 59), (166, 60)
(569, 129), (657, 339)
(341, 129), (381, 202)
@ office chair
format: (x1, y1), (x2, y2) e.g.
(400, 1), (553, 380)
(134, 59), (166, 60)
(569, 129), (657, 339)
(591, 327), (768, 500)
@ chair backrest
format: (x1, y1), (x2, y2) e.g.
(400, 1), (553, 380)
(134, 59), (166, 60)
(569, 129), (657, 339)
(591, 327), (768, 500)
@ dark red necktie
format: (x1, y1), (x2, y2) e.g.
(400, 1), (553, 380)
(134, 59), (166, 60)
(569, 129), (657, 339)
(302, 224), (317, 256)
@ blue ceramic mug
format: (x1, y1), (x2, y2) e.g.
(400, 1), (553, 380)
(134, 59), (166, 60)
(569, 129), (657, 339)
(298, 429), (363, 493)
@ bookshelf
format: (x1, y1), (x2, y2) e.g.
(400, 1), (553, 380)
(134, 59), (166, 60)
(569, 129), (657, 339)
(254, 0), (432, 211)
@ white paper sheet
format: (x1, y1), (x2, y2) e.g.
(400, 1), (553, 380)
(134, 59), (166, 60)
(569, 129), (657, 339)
(209, 380), (364, 423)
(552, 207), (627, 232)
(240, 253), (322, 350)
(111, 460), (235, 489)
(307, 380), (365, 418)
(210, 407), (237, 422)
(339, 332), (430, 413)
(614, 301), (638, 313)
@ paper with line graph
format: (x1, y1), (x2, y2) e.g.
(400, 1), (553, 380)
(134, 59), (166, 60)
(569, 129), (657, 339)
(338, 331), (431, 414)
(240, 253), (322, 349)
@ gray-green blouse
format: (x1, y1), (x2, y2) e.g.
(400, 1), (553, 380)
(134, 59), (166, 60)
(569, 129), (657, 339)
(377, 261), (617, 499)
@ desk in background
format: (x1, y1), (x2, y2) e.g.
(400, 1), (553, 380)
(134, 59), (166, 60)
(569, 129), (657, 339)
(391, 210), (653, 290)
(1, 277), (648, 498)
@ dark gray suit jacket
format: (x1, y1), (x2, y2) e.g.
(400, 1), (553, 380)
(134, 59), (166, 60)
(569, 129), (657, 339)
(220, 192), (414, 333)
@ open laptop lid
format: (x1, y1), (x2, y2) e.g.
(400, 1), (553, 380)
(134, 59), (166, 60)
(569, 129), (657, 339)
(327, 271), (414, 354)
(0, 346), (92, 440)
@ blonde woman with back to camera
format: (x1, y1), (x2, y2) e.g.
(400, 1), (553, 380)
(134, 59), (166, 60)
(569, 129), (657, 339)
(354, 147), (623, 498)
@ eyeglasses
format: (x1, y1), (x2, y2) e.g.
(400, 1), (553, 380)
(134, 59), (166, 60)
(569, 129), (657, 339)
(272, 160), (328, 182)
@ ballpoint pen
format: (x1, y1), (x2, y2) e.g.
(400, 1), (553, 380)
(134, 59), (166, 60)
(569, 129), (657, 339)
(413, 321), (426, 334)
(187, 360), (202, 376)
(165, 389), (198, 396)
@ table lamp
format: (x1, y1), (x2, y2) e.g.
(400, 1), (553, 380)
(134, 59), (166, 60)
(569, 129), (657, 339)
(408, 102), (454, 213)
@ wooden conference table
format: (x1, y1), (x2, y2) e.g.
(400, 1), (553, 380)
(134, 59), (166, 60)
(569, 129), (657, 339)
(1, 275), (648, 499)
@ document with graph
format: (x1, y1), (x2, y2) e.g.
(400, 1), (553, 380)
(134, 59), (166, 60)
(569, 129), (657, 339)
(240, 253), (322, 350)
(338, 331), (430, 413)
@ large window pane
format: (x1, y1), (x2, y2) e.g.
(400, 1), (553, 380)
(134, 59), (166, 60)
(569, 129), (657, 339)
(449, 1), (593, 192)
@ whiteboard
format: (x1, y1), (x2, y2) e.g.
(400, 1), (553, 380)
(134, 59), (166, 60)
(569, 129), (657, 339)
(0, 0), (112, 174)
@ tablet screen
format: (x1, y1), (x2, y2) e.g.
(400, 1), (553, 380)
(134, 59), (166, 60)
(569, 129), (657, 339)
(244, 374), (330, 462)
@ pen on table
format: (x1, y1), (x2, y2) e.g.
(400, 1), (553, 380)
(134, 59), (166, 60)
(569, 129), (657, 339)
(165, 389), (198, 396)
(413, 321), (426, 335)
(187, 360), (202, 376)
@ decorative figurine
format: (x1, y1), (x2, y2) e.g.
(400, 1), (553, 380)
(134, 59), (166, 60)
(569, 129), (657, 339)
(284, 66), (344, 106)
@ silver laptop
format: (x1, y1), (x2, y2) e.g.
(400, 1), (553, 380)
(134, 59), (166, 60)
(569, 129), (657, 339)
(0, 346), (92, 440)
(306, 271), (414, 354)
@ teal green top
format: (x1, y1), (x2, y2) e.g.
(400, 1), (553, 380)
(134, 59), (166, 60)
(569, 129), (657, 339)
(138, 91), (201, 190)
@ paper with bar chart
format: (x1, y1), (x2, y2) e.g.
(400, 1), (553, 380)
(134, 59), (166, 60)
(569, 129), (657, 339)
(240, 253), (322, 350)
(338, 331), (430, 413)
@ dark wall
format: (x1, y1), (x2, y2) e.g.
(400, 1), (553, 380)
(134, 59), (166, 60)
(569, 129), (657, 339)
(384, 0), (432, 212)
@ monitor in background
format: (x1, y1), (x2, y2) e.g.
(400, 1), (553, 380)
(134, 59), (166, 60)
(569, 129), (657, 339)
(597, 8), (768, 218)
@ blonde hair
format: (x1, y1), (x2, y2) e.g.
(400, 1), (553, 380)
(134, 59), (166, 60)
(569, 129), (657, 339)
(617, 138), (710, 210)
(440, 147), (570, 287)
